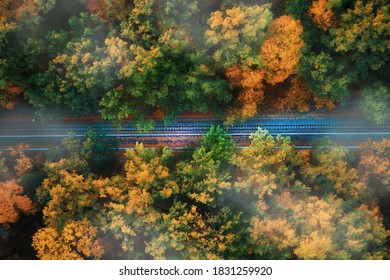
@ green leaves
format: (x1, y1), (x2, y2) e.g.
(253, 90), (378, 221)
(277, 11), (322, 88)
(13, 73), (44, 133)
(359, 81), (390, 124)
(199, 125), (235, 169)
(300, 51), (354, 102)
(329, 0), (390, 78)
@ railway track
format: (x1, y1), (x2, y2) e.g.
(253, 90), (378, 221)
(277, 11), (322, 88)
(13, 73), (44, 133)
(1, 116), (389, 149)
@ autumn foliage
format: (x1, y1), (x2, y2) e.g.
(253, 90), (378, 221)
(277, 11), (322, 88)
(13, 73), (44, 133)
(9, 143), (33, 177)
(308, 0), (336, 31)
(0, 180), (35, 225)
(276, 76), (312, 113)
(226, 65), (265, 121)
(261, 15), (304, 85)
(0, 0), (389, 260)
(32, 219), (104, 260)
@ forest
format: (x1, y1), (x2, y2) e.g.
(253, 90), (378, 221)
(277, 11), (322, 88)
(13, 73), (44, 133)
(0, 127), (389, 259)
(0, 0), (389, 259)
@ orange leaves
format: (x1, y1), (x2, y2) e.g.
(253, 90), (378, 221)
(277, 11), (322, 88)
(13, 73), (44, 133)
(33, 164), (106, 259)
(260, 15), (304, 85)
(226, 65), (265, 121)
(313, 96), (336, 110)
(9, 143), (32, 177)
(276, 77), (312, 113)
(0, 180), (35, 225)
(85, 0), (108, 20)
(124, 188), (153, 216)
(308, 0), (336, 31)
(0, 82), (22, 109)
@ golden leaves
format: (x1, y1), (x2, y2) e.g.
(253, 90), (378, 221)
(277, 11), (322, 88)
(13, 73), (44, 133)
(226, 65), (265, 121)
(205, 4), (272, 67)
(260, 15), (304, 85)
(32, 219), (104, 260)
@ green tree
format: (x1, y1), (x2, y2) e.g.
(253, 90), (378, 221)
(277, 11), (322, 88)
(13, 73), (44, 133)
(82, 129), (119, 175)
(46, 130), (118, 176)
(148, 202), (241, 259)
(27, 12), (111, 116)
(149, 134), (242, 259)
(96, 0), (231, 129)
(329, 0), (390, 79)
(0, 2), (21, 109)
(285, 0), (312, 19)
(300, 51), (354, 103)
(198, 125), (235, 170)
(359, 81), (390, 124)
(231, 129), (305, 206)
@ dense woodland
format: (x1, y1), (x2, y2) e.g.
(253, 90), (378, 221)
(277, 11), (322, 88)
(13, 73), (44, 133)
(0, 0), (389, 259)
(0, 127), (389, 259)
(0, 0), (389, 126)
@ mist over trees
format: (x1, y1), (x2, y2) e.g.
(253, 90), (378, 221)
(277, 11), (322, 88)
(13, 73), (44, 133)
(0, 0), (389, 260)
(0, 0), (388, 126)
(0, 127), (389, 259)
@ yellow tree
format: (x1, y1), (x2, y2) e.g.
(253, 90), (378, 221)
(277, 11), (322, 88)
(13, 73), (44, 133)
(205, 4), (273, 123)
(234, 130), (388, 259)
(231, 129), (306, 208)
(147, 139), (241, 259)
(100, 143), (175, 258)
(0, 180), (35, 225)
(301, 144), (368, 201)
(147, 203), (240, 260)
(37, 164), (105, 231)
(251, 192), (388, 259)
(32, 218), (104, 260)
(260, 15), (304, 85)
(33, 161), (107, 259)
